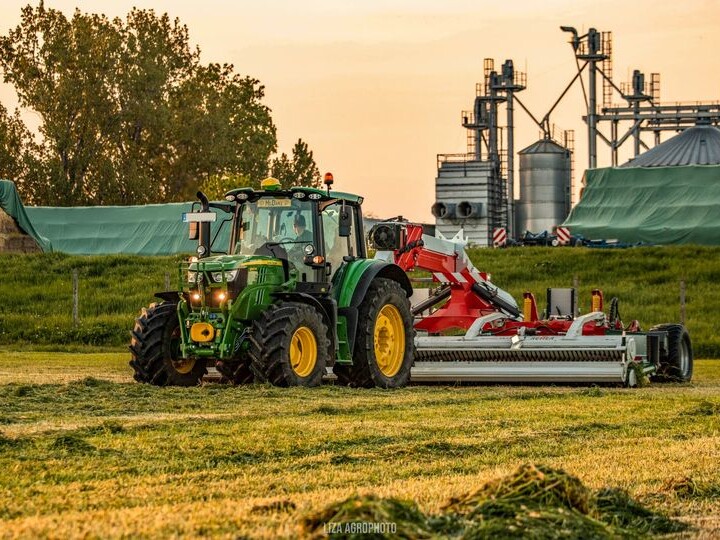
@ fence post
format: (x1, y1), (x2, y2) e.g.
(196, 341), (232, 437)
(164, 271), (171, 291)
(573, 275), (579, 317)
(680, 280), (686, 325)
(72, 269), (79, 326)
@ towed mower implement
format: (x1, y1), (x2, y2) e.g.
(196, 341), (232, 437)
(130, 176), (692, 388)
(368, 220), (691, 386)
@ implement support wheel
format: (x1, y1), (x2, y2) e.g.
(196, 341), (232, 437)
(650, 323), (693, 382)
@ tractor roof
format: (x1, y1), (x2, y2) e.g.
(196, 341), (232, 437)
(224, 186), (363, 205)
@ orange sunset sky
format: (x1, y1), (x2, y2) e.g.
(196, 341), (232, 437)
(0, 0), (718, 220)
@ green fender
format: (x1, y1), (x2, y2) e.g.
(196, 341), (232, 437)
(333, 258), (412, 362)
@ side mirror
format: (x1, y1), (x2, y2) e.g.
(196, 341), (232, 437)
(339, 208), (352, 237)
(189, 222), (199, 240)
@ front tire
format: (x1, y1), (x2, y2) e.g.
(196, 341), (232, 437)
(249, 302), (330, 387)
(129, 303), (207, 386)
(334, 278), (414, 388)
(216, 357), (254, 385)
(650, 323), (693, 382)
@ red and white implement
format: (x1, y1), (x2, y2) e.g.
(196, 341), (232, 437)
(369, 221), (689, 385)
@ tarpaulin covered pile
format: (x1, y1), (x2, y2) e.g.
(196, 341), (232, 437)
(0, 180), (232, 255)
(0, 180), (53, 252)
(563, 165), (720, 244)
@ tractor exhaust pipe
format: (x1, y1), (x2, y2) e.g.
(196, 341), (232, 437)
(197, 191), (211, 258)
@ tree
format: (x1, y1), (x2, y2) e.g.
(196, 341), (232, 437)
(0, 3), (277, 205)
(198, 173), (250, 201)
(0, 103), (42, 196)
(271, 138), (321, 188)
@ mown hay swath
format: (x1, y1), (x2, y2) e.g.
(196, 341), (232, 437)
(301, 463), (688, 539)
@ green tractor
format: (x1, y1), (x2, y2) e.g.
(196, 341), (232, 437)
(130, 175), (415, 388)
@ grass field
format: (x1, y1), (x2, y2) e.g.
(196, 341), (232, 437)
(1, 246), (719, 356)
(0, 352), (718, 538)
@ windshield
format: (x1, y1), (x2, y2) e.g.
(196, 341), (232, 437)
(233, 197), (315, 257)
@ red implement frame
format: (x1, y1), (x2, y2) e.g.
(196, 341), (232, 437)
(392, 223), (621, 337)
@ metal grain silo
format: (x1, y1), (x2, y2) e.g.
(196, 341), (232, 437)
(516, 139), (571, 234)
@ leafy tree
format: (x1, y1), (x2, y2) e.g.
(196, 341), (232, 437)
(0, 3), (277, 205)
(198, 173), (250, 201)
(271, 138), (321, 188)
(0, 103), (41, 195)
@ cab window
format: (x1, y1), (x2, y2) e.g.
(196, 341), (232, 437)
(321, 201), (356, 276)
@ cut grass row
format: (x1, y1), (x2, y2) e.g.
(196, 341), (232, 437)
(0, 245), (718, 355)
(0, 353), (718, 537)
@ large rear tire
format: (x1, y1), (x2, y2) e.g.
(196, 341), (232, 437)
(650, 323), (693, 382)
(334, 278), (414, 388)
(129, 302), (207, 386)
(249, 302), (330, 387)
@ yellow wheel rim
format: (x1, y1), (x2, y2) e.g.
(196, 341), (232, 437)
(374, 304), (405, 377)
(169, 326), (195, 374)
(172, 357), (196, 375)
(290, 326), (317, 377)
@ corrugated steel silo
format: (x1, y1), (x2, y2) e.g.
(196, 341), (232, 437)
(516, 139), (571, 234)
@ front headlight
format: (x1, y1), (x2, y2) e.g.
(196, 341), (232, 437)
(211, 270), (239, 283)
(187, 271), (203, 283)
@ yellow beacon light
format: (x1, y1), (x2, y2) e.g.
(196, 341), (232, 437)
(260, 177), (281, 191)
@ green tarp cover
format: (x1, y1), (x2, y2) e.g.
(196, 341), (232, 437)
(563, 165), (720, 245)
(0, 180), (53, 252)
(26, 202), (232, 256)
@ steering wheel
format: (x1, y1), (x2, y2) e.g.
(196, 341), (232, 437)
(254, 242), (289, 260)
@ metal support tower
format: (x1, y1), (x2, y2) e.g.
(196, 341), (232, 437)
(570, 28), (608, 169)
(563, 24), (720, 168)
(460, 58), (526, 242)
(492, 60), (526, 238)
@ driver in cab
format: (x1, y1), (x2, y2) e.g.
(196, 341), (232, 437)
(293, 214), (312, 243)
(287, 214), (313, 273)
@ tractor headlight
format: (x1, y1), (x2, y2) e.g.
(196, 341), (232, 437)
(211, 270), (239, 283)
(187, 271), (203, 283)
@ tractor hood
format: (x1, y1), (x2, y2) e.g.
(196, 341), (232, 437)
(187, 254), (284, 273)
(185, 254), (286, 287)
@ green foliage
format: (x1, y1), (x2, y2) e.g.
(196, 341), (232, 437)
(0, 3), (276, 205)
(0, 252), (181, 348)
(0, 102), (37, 184)
(271, 138), (321, 188)
(198, 173), (251, 200)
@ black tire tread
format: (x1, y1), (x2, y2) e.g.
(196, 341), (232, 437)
(333, 278), (414, 389)
(649, 323), (693, 382)
(128, 302), (206, 386)
(249, 302), (330, 387)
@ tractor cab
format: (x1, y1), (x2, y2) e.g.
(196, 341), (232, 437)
(224, 176), (367, 286)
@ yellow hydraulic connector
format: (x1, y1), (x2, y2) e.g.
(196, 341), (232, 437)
(591, 289), (603, 313)
(522, 292), (538, 322)
(260, 177), (281, 191)
(190, 322), (215, 342)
